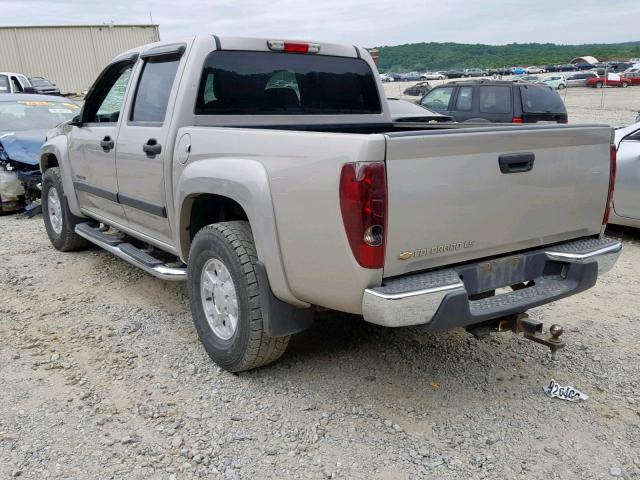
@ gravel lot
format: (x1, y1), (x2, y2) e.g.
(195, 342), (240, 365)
(1, 92), (640, 479)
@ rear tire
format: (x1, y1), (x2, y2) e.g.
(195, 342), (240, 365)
(621, 82), (628, 88)
(42, 167), (89, 252)
(187, 221), (290, 372)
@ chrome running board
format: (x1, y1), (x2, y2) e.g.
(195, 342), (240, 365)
(75, 223), (187, 281)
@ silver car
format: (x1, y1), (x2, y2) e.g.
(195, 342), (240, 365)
(610, 122), (640, 228)
(565, 72), (598, 87)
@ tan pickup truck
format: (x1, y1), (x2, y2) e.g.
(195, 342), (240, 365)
(40, 35), (621, 371)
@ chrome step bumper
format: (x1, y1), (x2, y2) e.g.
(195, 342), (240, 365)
(75, 223), (187, 281)
(362, 237), (622, 329)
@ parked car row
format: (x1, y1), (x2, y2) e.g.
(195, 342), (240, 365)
(383, 60), (640, 83)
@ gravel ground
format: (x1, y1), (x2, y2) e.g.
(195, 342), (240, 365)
(1, 98), (640, 479)
(384, 78), (640, 126)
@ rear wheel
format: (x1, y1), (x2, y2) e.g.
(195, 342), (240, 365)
(187, 221), (290, 372)
(621, 82), (629, 88)
(42, 167), (89, 252)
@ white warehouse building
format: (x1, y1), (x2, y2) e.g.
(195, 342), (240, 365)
(0, 24), (160, 94)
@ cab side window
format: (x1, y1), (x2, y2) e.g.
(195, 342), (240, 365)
(10, 76), (23, 93)
(83, 63), (133, 124)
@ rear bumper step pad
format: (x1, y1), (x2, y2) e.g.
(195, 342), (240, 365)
(362, 236), (621, 329)
(75, 223), (186, 281)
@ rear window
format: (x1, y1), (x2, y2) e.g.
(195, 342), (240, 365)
(195, 51), (381, 115)
(519, 85), (567, 114)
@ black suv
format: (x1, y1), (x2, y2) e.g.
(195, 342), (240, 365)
(419, 79), (568, 124)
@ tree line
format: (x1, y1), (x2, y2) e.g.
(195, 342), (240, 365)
(374, 41), (640, 72)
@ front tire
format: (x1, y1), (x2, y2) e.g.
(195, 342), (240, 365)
(42, 167), (89, 252)
(187, 221), (290, 372)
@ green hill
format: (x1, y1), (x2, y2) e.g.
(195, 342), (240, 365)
(374, 41), (640, 72)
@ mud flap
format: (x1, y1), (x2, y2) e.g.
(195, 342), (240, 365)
(254, 261), (314, 337)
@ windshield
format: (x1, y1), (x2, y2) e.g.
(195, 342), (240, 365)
(195, 51), (381, 115)
(519, 85), (566, 114)
(0, 100), (80, 131)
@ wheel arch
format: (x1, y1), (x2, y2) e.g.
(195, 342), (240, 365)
(40, 136), (84, 217)
(175, 158), (308, 308)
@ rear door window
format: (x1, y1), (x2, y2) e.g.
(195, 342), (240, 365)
(455, 86), (473, 111)
(195, 51), (380, 115)
(421, 87), (454, 111)
(479, 86), (511, 114)
(131, 56), (181, 123)
(519, 85), (566, 114)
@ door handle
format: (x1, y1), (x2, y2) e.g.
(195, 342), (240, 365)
(499, 153), (535, 174)
(143, 139), (162, 157)
(100, 136), (114, 152)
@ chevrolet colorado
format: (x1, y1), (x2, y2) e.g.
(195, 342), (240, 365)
(40, 35), (621, 371)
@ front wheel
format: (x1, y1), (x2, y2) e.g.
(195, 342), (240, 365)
(558, 84), (565, 90)
(621, 82), (628, 88)
(595, 82), (603, 89)
(42, 167), (89, 252)
(187, 221), (290, 372)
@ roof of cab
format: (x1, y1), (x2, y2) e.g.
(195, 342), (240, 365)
(110, 35), (363, 64)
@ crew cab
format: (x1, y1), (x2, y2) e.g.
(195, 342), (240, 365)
(40, 35), (621, 372)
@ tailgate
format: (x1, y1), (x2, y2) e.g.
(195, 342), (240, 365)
(383, 125), (613, 278)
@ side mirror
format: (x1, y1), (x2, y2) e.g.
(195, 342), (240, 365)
(69, 115), (83, 127)
(23, 86), (36, 94)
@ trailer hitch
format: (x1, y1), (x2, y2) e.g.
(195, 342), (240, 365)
(498, 313), (566, 359)
(467, 313), (566, 359)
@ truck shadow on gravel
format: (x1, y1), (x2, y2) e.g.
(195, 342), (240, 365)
(276, 309), (544, 392)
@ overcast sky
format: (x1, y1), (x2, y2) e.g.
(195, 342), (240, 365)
(2, 0), (638, 47)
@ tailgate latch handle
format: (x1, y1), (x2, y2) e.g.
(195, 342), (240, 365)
(499, 152), (535, 174)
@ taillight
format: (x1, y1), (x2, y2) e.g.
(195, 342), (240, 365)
(603, 144), (617, 225)
(267, 40), (321, 54)
(511, 117), (524, 123)
(339, 162), (387, 269)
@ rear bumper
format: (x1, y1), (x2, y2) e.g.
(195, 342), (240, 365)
(362, 237), (621, 329)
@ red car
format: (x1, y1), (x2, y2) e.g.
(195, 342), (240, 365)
(586, 73), (631, 88)
(623, 71), (640, 85)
